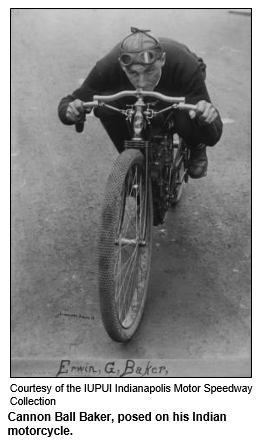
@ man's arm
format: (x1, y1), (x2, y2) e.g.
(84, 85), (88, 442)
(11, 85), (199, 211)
(58, 65), (103, 125)
(190, 100), (223, 147)
(184, 67), (223, 146)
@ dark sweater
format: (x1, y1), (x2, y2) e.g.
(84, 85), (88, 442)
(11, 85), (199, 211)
(58, 38), (222, 146)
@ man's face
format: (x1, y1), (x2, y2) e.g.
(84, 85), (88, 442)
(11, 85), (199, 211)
(121, 56), (165, 91)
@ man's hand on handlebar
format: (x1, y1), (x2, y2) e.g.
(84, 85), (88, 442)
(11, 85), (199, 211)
(189, 100), (218, 125)
(66, 99), (92, 123)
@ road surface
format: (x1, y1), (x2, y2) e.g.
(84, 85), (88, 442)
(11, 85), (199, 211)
(11, 9), (251, 377)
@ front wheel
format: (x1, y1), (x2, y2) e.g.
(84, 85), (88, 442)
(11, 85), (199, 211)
(98, 149), (153, 342)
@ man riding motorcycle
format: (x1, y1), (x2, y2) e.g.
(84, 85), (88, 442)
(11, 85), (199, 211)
(58, 27), (222, 178)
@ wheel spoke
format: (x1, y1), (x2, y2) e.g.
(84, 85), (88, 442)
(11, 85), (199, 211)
(114, 244), (137, 288)
(115, 244), (138, 320)
(119, 249), (138, 322)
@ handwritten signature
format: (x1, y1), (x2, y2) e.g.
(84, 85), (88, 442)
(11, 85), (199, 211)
(56, 359), (169, 378)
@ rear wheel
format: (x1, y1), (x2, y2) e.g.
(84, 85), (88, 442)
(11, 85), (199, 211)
(98, 149), (153, 342)
(171, 137), (188, 205)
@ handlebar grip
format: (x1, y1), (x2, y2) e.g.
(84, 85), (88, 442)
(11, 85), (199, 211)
(75, 122), (84, 133)
(178, 103), (197, 111)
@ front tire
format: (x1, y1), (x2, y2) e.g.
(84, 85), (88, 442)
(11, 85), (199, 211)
(98, 149), (153, 342)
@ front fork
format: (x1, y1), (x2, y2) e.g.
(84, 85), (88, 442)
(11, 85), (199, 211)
(142, 142), (150, 244)
(130, 99), (151, 243)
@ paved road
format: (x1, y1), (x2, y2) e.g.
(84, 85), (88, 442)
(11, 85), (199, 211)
(11, 9), (251, 377)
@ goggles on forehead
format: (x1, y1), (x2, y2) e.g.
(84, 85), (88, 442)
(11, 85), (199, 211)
(118, 47), (163, 67)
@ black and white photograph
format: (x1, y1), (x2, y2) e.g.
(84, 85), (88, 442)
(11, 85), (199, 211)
(11, 8), (251, 378)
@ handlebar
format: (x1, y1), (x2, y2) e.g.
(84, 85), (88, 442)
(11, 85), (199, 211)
(75, 90), (197, 132)
(83, 90), (188, 109)
(96, 90), (186, 104)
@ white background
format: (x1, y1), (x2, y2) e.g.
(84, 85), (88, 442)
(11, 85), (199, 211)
(4, 1), (261, 444)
